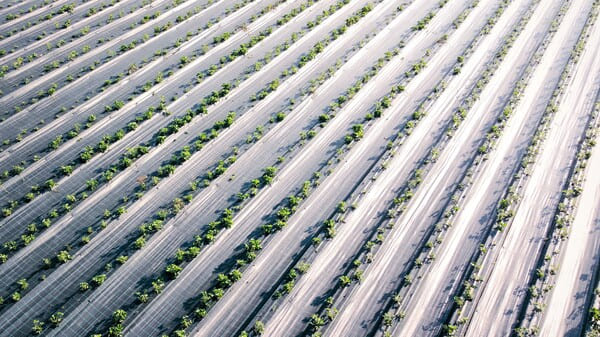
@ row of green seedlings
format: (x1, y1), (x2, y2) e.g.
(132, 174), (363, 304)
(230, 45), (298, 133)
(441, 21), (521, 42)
(2, 0), (41, 10)
(155, 0), (359, 107)
(0, 0), (287, 172)
(3, 0), (43, 9)
(9, 0), (356, 246)
(6, 0), (228, 84)
(0, 0), (307, 222)
(0, 1), (317, 271)
(21, 112), (240, 333)
(239, 10), (466, 335)
(0, 0), (121, 59)
(180, 4), (434, 335)
(1, 0), (57, 20)
(152, 21), (423, 337)
(76, 59), (347, 324)
(4, 5), (349, 303)
(513, 20), (600, 337)
(24, 0), (339, 212)
(287, 84), (436, 336)
(4, 0), (135, 38)
(0, 0), (225, 133)
(2, 1), (77, 31)
(4, 0), (298, 158)
(0, 0), (257, 168)
(441, 2), (600, 334)
(1, 0), (187, 77)
(14, 0), (376, 327)
(363, 0), (548, 334)
(85, 4), (388, 337)
(3, 8), (364, 312)
(0, 0), (332, 289)
(3, 0), (130, 64)
(92, 6), (404, 336)
(0, 0), (249, 117)
(354, 0), (574, 332)
(19, 3), (380, 322)
(442, 5), (598, 335)
(0, 0), (129, 66)
(374, 0), (568, 334)
(162, 0), (475, 335)
(515, 100), (600, 336)
(1, 0), (250, 113)
(301, 128), (427, 336)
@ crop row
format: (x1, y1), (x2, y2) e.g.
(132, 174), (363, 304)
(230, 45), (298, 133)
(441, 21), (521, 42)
(0, 0), (186, 83)
(0, 0), (254, 119)
(0, 0), (200, 72)
(361, 0), (554, 333)
(0, 0), (55, 16)
(0, 0), (363, 298)
(3, 0), (595, 336)
(19, 32), (352, 333)
(0, 0), (233, 93)
(0, 0), (250, 153)
(2, 0), (80, 33)
(0, 0), (152, 69)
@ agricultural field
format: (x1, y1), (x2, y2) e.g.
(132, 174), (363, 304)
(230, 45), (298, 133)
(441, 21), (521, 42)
(0, 0), (599, 335)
